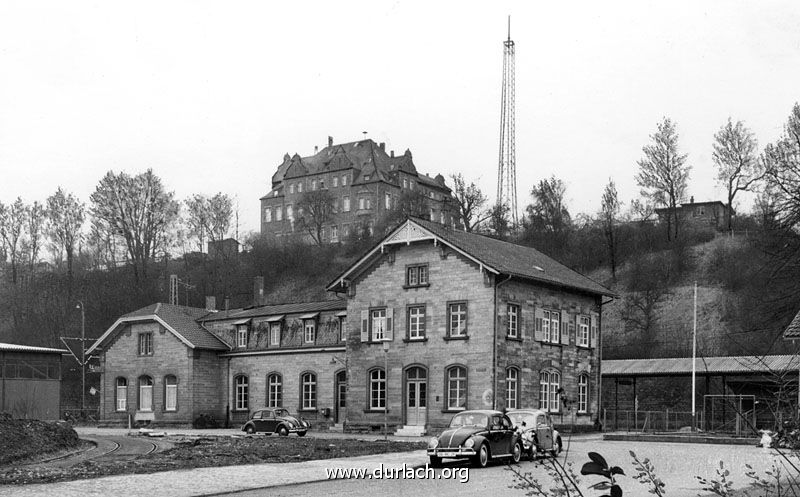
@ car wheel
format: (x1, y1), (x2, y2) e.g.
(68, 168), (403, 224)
(511, 441), (522, 464)
(472, 443), (490, 468)
(297, 431), (307, 437)
(551, 437), (562, 457)
(429, 456), (442, 468)
(277, 425), (289, 437)
(245, 425), (255, 435)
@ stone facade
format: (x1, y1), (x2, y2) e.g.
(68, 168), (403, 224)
(260, 137), (459, 241)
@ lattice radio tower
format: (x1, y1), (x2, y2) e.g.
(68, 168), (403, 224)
(496, 16), (518, 228)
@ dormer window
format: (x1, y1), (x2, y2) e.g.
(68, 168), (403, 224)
(237, 325), (248, 348)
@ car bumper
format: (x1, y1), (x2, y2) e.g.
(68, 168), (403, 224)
(427, 448), (476, 458)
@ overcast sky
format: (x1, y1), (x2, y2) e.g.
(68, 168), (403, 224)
(1, 1), (799, 235)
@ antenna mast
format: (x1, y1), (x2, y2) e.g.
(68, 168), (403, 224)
(497, 15), (518, 228)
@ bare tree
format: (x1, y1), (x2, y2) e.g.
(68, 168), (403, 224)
(89, 169), (179, 282)
(24, 201), (46, 273)
(713, 118), (762, 230)
(763, 103), (800, 229)
(0, 198), (28, 284)
(296, 189), (336, 245)
(185, 192), (234, 252)
(184, 194), (210, 252)
(488, 202), (511, 240)
(600, 179), (622, 281)
(450, 173), (489, 232)
(636, 117), (691, 241)
(525, 176), (571, 235)
(46, 188), (85, 277)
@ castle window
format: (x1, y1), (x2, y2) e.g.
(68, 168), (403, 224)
(407, 305), (426, 340)
(138, 375), (153, 411)
(268, 373), (282, 408)
(578, 374), (589, 413)
(507, 304), (519, 338)
(506, 367), (519, 409)
(301, 372), (317, 410)
(234, 375), (249, 410)
(115, 377), (127, 411)
(448, 303), (468, 338)
(369, 368), (386, 410)
(164, 375), (177, 411)
(138, 333), (153, 356)
(446, 366), (467, 410)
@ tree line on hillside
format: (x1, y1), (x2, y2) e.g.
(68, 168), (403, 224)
(2, 103), (800, 355)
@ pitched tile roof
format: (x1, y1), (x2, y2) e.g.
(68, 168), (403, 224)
(413, 218), (614, 296)
(268, 138), (449, 192)
(88, 303), (229, 354)
(328, 218), (614, 297)
(784, 308), (800, 339)
(201, 299), (346, 322)
(602, 355), (800, 376)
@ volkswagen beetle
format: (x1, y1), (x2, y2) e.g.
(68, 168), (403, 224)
(241, 408), (310, 436)
(506, 409), (562, 460)
(427, 409), (522, 467)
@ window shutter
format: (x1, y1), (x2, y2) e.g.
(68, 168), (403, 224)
(590, 312), (599, 349)
(521, 310), (529, 339)
(385, 308), (394, 341)
(560, 311), (570, 345)
(534, 308), (544, 341)
(360, 310), (369, 342)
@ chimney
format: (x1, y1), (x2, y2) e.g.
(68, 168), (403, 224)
(379, 142), (385, 151)
(224, 297), (230, 313)
(390, 150), (394, 158)
(328, 136), (333, 147)
(690, 196), (694, 204)
(205, 296), (216, 312)
(314, 145), (318, 154)
(253, 276), (264, 306)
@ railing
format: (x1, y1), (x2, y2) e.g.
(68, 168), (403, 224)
(603, 409), (702, 432)
(61, 407), (100, 425)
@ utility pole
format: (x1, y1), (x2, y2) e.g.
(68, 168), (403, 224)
(62, 300), (89, 416)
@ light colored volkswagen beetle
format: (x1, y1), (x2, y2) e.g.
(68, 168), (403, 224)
(506, 409), (562, 460)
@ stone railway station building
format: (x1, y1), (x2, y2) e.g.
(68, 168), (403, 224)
(89, 218), (613, 434)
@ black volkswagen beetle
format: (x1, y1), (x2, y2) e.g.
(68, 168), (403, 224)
(427, 409), (522, 467)
(241, 408), (310, 436)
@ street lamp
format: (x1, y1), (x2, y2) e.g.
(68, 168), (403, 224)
(76, 301), (86, 414)
(383, 340), (389, 444)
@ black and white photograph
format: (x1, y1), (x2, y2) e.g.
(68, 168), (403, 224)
(1, 1), (800, 496)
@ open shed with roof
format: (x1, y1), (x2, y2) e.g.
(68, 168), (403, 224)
(1, 342), (68, 420)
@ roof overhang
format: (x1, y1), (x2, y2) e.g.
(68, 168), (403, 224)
(326, 219), (499, 292)
(233, 318), (252, 325)
(264, 315), (285, 323)
(299, 312), (319, 320)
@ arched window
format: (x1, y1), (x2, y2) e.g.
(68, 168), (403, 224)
(578, 374), (589, 414)
(539, 370), (561, 413)
(369, 368), (386, 410)
(268, 373), (282, 408)
(115, 377), (127, 411)
(164, 375), (177, 411)
(301, 372), (316, 410)
(506, 367), (519, 409)
(446, 366), (467, 411)
(234, 375), (249, 411)
(138, 375), (153, 411)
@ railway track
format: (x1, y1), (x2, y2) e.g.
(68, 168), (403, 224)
(18, 436), (165, 469)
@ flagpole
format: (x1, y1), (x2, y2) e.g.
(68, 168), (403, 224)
(692, 281), (697, 432)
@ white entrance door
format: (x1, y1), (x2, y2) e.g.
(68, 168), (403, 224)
(406, 367), (427, 426)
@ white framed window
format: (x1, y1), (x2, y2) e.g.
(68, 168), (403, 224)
(138, 333), (153, 356)
(385, 193), (391, 209)
(333, 176), (339, 187)
(369, 368), (386, 410)
(578, 316), (590, 347)
(138, 375), (153, 411)
(304, 319), (316, 343)
(408, 305), (426, 340)
(550, 311), (560, 343)
(339, 316), (347, 341)
(342, 174), (347, 186)
(265, 207), (272, 223)
(446, 366), (467, 410)
(164, 375), (177, 411)
(578, 374), (588, 413)
(301, 372), (317, 409)
(116, 377), (127, 411)
(287, 204), (293, 222)
(331, 225), (339, 242)
(269, 322), (281, 346)
(539, 370), (561, 413)
(448, 302), (467, 337)
(298, 182), (303, 193)
(237, 325), (248, 348)
(234, 375), (248, 410)
(507, 304), (519, 338)
(371, 309), (387, 341)
(406, 265), (428, 287)
(268, 373), (282, 408)
(539, 310), (560, 344)
(343, 196), (350, 212)
(506, 368), (519, 409)
(403, 178), (408, 189)
(359, 197), (365, 210)
(276, 207), (283, 221)
(312, 179), (317, 190)
(289, 184), (295, 194)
